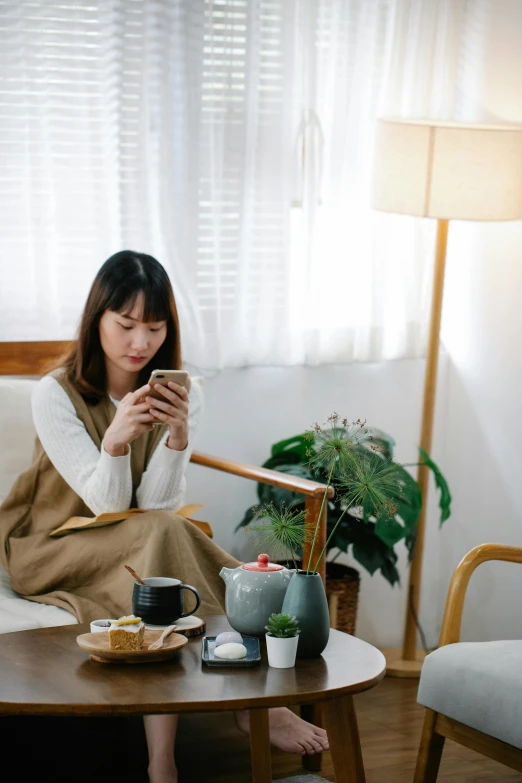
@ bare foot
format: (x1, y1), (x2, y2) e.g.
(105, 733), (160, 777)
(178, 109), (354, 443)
(235, 707), (329, 755)
(147, 762), (178, 783)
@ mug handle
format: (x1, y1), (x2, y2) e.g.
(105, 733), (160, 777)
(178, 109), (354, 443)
(179, 584), (201, 618)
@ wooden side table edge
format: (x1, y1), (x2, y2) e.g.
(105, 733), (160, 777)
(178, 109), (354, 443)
(0, 665), (386, 718)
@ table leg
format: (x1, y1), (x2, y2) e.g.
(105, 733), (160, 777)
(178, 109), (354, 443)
(300, 703), (323, 771)
(248, 708), (272, 783)
(323, 694), (366, 783)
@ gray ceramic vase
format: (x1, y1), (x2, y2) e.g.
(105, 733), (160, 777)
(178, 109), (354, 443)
(281, 570), (330, 657)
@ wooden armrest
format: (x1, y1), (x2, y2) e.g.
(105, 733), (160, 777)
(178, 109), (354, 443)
(190, 451), (334, 499)
(0, 341), (72, 375)
(438, 543), (522, 647)
(190, 450), (334, 583)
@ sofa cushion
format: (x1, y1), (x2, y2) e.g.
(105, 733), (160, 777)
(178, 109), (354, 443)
(418, 640), (522, 750)
(0, 377), (76, 631)
(0, 377), (38, 505)
(0, 567), (76, 632)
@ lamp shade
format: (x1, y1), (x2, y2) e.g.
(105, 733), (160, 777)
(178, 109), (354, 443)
(372, 118), (522, 221)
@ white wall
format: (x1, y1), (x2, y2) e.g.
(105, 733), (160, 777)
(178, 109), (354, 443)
(438, 0), (522, 643)
(188, 1), (522, 651)
(187, 358), (448, 649)
(440, 223), (522, 643)
(187, 218), (522, 653)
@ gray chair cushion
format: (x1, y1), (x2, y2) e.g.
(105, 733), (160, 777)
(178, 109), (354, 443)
(418, 640), (522, 750)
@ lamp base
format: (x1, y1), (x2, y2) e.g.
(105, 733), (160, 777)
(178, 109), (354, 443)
(380, 647), (427, 678)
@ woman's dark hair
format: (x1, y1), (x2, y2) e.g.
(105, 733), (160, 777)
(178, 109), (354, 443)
(62, 250), (182, 403)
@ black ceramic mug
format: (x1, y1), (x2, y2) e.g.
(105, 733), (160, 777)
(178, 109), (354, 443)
(132, 577), (201, 626)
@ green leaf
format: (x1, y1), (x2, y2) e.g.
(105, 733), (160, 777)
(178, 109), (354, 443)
(258, 483), (304, 510)
(388, 464), (422, 532)
(257, 463), (313, 508)
(262, 451), (305, 471)
(270, 434), (310, 462)
(379, 554), (401, 586)
(346, 517), (401, 586)
(265, 612), (300, 637)
(327, 521), (352, 553)
(419, 448), (452, 524)
(360, 427), (396, 460)
(404, 528), (417, 561)
(374, 516), (406, 547)
(352, 540), (382, 575)
(352, 459), (421, 547)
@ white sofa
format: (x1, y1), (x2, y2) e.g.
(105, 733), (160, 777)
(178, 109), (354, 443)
(0, 378), (77, 632)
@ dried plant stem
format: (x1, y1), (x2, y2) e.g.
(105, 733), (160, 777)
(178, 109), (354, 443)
(311, 506), (351, 574)
(306, 463), (335, 574)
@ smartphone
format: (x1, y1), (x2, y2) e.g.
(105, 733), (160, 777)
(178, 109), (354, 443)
(147, 369), (191, 402)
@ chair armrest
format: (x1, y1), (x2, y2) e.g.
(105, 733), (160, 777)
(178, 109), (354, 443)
(190, 450), (334, 499)
(190, 450), (334, 582)
(0, 341), (71, 375)
(438, 543), (522, 647)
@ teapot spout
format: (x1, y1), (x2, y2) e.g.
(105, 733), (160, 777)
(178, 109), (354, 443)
(219, 566), (233, 583)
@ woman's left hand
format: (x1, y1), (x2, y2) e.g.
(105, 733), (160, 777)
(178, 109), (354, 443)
(146, 382), (189, 451)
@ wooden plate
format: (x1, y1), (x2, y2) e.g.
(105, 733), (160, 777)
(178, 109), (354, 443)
(144, 615), (206, 637)
(76, 629), (188, 664)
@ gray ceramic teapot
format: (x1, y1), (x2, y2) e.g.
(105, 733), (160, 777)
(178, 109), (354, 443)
(219, 554), (293, 637)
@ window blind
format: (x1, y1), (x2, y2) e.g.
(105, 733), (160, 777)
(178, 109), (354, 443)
(0, 0), (483, 368)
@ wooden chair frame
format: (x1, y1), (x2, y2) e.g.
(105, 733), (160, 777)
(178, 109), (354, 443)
(414, 543), (522, 782)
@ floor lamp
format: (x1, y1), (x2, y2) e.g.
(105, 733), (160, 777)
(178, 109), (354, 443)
(371, 118), (522, 678)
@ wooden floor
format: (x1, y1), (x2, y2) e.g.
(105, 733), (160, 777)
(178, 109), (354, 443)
(176, 678), (522, 783)
(3, 677), (522, 782)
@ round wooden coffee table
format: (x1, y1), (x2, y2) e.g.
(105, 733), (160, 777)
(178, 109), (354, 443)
(0, 616), (385, 782)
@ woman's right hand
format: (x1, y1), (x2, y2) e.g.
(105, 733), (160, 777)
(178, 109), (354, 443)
(103, 384), (155, 457)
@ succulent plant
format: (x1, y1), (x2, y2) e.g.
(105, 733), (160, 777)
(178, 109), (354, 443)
(265, 612), (300, 638)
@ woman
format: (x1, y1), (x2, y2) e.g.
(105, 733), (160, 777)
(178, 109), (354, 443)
(0, 251), (328, 782)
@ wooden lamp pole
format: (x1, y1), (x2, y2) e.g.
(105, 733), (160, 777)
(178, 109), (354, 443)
(388, 218), (449, 675)
(373, 117), (522, 678)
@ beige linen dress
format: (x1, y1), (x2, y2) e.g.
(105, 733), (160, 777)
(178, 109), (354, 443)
(0, 370), (239, 623)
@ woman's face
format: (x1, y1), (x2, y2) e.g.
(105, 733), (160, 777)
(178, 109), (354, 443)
(99, 291), (167, 375)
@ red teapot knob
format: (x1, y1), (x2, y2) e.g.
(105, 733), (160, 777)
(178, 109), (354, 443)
(257, 554), (270, 566)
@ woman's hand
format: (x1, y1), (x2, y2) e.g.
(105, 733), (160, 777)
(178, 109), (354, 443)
(104, 384), (155, 457)
(146, 382), (189, 451)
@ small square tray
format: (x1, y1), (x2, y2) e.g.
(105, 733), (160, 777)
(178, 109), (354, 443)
(201, 636), (261, 667)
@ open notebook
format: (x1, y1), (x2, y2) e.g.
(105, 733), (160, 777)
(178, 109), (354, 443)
(49, 504), (212, 538)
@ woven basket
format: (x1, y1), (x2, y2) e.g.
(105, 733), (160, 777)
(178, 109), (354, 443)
(325, 562), (360, 636)
(276, 560), (361, 637)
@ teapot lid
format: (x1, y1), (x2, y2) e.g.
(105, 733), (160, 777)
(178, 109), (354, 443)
(242, 553), (284, 572)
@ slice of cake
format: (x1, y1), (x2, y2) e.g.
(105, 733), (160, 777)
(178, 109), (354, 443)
(109, 615), (145, 651)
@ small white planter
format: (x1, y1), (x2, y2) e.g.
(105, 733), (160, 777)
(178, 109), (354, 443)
(265, 634), (299, 668)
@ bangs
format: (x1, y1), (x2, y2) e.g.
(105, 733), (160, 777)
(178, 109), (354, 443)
(109, 285), (171, 324)
(62, 249), (182, 401)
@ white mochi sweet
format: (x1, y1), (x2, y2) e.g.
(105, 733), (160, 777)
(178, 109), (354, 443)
(213, 642), (247, 660)
(215, 631), (243, 648)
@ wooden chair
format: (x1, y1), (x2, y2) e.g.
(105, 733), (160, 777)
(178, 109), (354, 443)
(414, 543), (522, 782)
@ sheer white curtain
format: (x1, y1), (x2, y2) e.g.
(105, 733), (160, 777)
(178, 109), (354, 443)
(0, 0), (492, 368)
